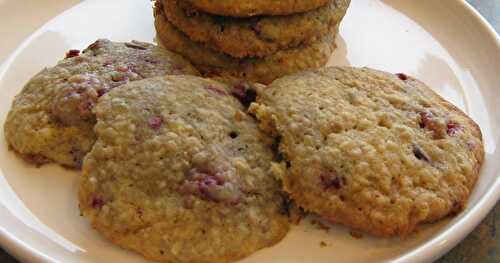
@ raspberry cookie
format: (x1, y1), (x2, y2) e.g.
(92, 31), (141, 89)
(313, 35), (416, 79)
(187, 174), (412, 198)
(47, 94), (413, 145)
(154, 5), (336, 84)
(162, 0), (349, 58)
(250, 67), (484, 236)
(4, 39), (199, 168)
(79, 75), (289, 262)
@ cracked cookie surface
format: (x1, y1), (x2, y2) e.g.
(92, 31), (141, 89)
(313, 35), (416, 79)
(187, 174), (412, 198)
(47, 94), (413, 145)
(154, 4), (337, 84)
(4, 39), (198, 168)
(250, 67), (484, 236)
(79, 75), (289, 263)
(162, 0), (349, 58)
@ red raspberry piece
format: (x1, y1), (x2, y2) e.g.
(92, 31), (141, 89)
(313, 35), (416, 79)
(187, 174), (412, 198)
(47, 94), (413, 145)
(148, 116), (163, 130)
(446, 121), (462, 136)
(91, 197), (105, 209)
(204, 85), (227, 96)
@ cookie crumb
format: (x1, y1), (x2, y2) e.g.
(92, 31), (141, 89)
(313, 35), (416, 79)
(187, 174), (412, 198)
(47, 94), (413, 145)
(310, 219), (330, 231)
(320, 241), (328, 247)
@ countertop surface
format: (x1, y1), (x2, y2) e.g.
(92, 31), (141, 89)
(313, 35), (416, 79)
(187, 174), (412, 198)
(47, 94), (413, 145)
(0, 0), (498, 262)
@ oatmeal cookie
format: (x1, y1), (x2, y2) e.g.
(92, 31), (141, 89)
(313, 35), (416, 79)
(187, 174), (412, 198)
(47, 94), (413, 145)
(79, 75), (289, 262)
(250, 67), (484, 236)
(4, 39), (199, 168)
(154, 6), (336, 84)
(162, 0), (349, 58)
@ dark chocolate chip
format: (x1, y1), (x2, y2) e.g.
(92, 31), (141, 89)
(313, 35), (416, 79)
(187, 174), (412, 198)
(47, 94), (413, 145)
(125, 42), (147, 50)
(396, 73), (408, 81)
(413, 145), (431, 162)
(65, 49), (80, 59)
(231, 83), (257, 107)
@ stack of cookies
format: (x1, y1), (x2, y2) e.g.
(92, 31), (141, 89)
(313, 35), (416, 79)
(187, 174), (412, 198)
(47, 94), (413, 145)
(154, 0), (350, 84)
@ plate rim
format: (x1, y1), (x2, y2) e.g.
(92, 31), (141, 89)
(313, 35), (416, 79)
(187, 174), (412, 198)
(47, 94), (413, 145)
(0, 1), (499, 263)
(393, 1), (500, 262)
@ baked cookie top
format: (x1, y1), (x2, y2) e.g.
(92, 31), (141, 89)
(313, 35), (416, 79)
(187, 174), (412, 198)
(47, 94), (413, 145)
(162, 0), (349, 58)
(250, 67), (484, 236)
(4, 39), (198, 168)
(185, 0), (331, 17)
(154, 5), (336, 84)
(79, 75), (289, 263)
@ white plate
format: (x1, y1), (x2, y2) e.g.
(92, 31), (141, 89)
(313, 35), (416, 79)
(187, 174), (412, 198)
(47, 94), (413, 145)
(0, 0), (499, 262)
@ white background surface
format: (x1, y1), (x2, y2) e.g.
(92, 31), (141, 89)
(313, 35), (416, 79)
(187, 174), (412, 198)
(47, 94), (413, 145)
(0, 0), (80, 63)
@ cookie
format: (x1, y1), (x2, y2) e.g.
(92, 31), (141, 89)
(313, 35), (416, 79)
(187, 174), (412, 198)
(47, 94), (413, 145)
(154, 5), (337, 84)
(4, 39), (199, 168)
(78, 75), (289, 262)
(162, 0), (349, 58)
(185, 0), (331, 17)
(249, 67), (484, 236)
